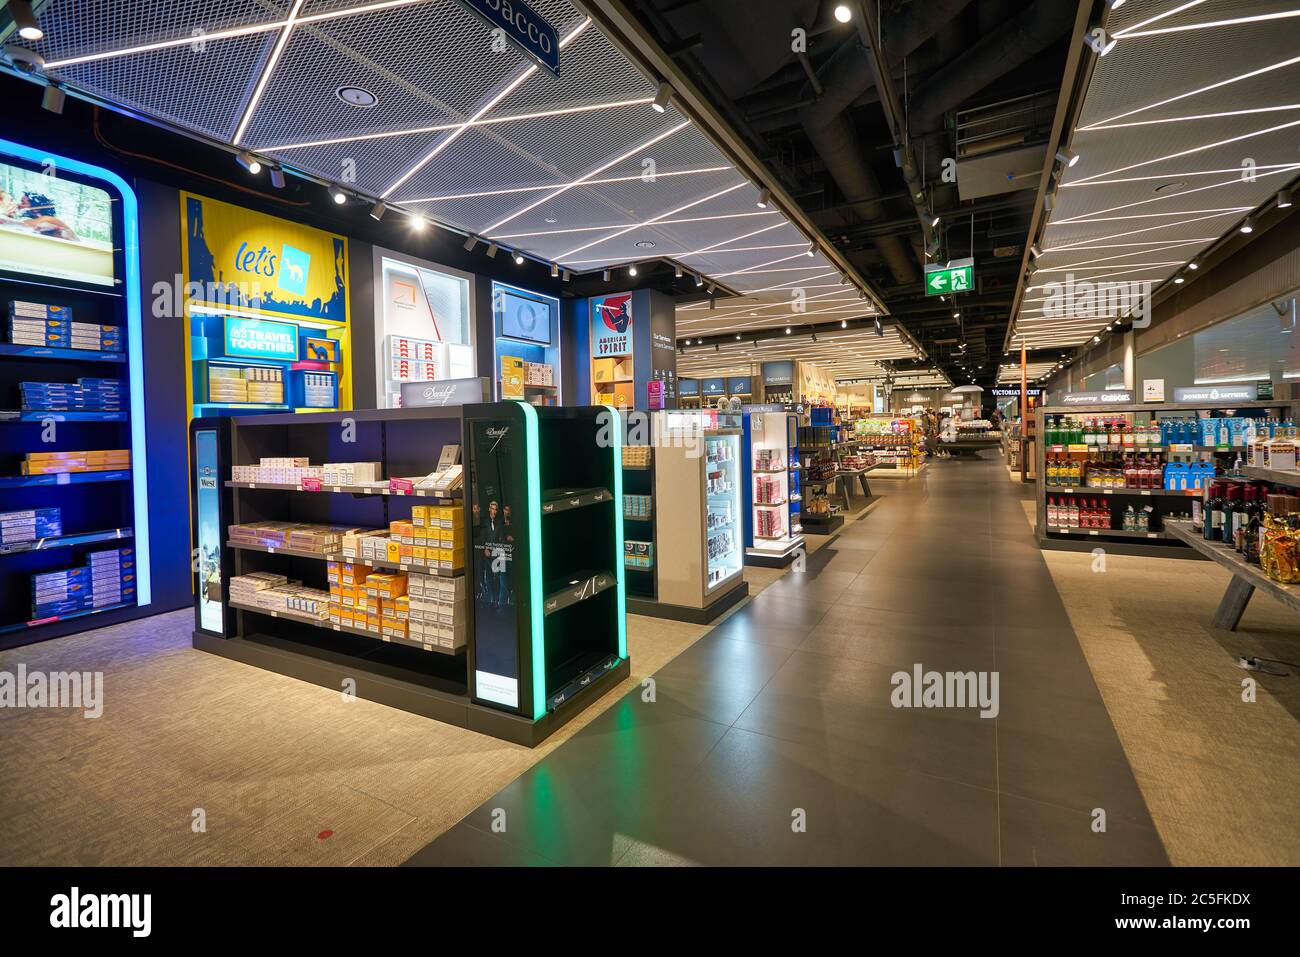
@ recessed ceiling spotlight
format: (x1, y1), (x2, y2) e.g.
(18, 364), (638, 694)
(335, 86), (378, 108)
(1054, 148), (1079, 168)
(834, 4), (852, 23)
(1174, 275), (1184, 284)
(544, 217), (557, 224)
(635, 240), (655, 248)
(652, 82), (674, 113)
(10, 1), (42, 40)
(757, 189), (771, 209)
(1188, 260), (1199, 270)
(330, 187), (347, 205)
(1240, 216), (1256, 234)
(236, 151), (262, 175)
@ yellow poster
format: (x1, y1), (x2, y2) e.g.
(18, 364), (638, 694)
(501, 355), (524, 399)
(179, 191), (352, 417)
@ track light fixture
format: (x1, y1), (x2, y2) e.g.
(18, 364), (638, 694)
(785, 326), (792, 335)
(268, 166), (286, 189)
(1279, 189), (1294, 209)
(408, 213), (426, 231)
(756, 189), (771, 209)
(463, 235), (479, 252)
(694, 273), (703, 287)
(651, 82), (674, 113)
(602, 268), (610, 281)
(1188, 260), (1198, 270)
(486, 243), (499, 259)
(1174, 275), (1184, 284)
(1055, 148), (1079, 168)
(550, 262), (559, 278)
(513, 252), (525, 265)
(41, 83), (65, 114)
(1043, 190), (1055, 212)
(674, 263), (682, 278)
(628, 264), (638, 276)
(805, 243), (816, 257)
(330, 187), (347, 205)
(369, 200), (386, 221)
(562, 270), (571, 282)
(709, 297), (716, 311)
(706, 283), (716, 294)
(1030, 243), (1042, 259)
(10, 1), (42, 41)
(833, 4), (852, 23)
(1240, 216), (1256, 234)
(735, 333), (741, 340)
(236, 151), (262, 175)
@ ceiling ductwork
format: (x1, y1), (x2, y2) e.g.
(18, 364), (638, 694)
(796, 0), (975, 286)
(907, 0), (1076, 136)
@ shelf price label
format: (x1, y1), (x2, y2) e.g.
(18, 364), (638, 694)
(301, 477), (322, 492)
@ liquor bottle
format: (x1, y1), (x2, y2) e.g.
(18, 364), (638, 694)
(1123, 504), (1136, 531)
(1223, 486), (1242, 550)
(1068, 495), (1080, 527)
(1244, 494), (1263, 565)
(1210, 484), (1228, 543)
(1124, 455), (1138, 489)
(1203, 483), (1221, 541)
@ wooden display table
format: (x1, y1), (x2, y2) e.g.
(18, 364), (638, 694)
(1163, 522), (1300, 630)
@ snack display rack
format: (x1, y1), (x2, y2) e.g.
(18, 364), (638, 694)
(742, 405), (804, 567)
(630, 409), (747, 622)
(847, 414), (923, 477)
(0, 138), (150, 649)
(798, 412), (843, 534)
(1034, 399), (1294, 556)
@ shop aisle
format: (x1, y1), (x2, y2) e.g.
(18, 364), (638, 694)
(407, 454), (1169, 866)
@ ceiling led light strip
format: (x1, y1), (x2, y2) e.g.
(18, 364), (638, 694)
(484, 118), (690, 233)
(268, 97), (657, 151)
(1083, 105), (1300, 132)
(1118, 9), (1300, 38)
(382, 19), (593, 199)
(1045, 210), (1250, 252)
(43, 0), (430, 69)
(554, 179), (744, 258)
(1041, 241), (1209, 268)
(678, 272), (839, 308)
(1050, 169), (1300, 223)
(1050, 207), (1253, 225)
(1061, 164), (1300, 188)
(495, 208), (780, 240)
(1111, 0), (1208, 39)
(1067, 119), (1300, 186)
(401, 166), (731, 205)
(233, 0), (306, 146)
(562, 242), (810, 266)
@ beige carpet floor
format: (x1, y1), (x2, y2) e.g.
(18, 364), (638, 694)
(1027, 503), (1300, 866)
(0, 510), (861, 866)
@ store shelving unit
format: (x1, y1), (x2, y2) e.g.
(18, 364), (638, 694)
(621, 442), (656, 600)
(0, 138), (150, 650)
(742, 405), (804, 567)
(632, 409), (747, 622)
(1034, 399), (1293, 556)
(463, 402), (629, 733)
(847, 414), (922, 478)
(190, 405), (617, 745)
(798, 416), (843, 534)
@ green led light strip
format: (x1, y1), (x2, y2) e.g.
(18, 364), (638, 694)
(603, 405), (628, 661)
(517, 401), (547, 720)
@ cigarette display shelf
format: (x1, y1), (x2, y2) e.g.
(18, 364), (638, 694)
(224, 538), (465, 577)
(227, 599), (459, 657)
(225, 479), (462, 499)
(462, 402), (630, 738)
(0, 410), (128, 422)
(192, 406), (582, 744)
(0, 342), (127, 363)
(621, 441), (657, 599)
(1034, 399), (1294, 557)
(0, 527), (132, 556)
(0, 139), (150, 650)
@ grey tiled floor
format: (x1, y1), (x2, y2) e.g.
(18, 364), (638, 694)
(406, 456), (1169, 866)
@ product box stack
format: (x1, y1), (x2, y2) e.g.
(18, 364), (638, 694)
(622, 445), (652, 468)
(20, 377), (123, 412)
(407, 571), (466, 650)
(19, 448), (130, 475)
(208, 366), (283, 405)
(754, 507), (784, 539)
(252, 581), (330, 618)
(230, 457), (331, 486)
(321, 461), (383, 486)
(229, 571), (288, 606)
(409, 505), (464, 571)
(9, 300), (122, 352)
(754, 474), (782, 505)
(302, 372), (335, 408)
(31, 546), (136, 617)
(623, 494), (652, 520)
(624, 540), (653, 569)
(524, 361), (554, 387)
(227, 521), (351, 555)
(1, 507), (62, 545)
(326, 560), (373, 630)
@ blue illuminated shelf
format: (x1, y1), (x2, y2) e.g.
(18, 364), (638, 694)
(0, 343), (126, 363)
(0, 599), (137, 635)
(0, 410), (127, 422)
(0, 527), (133, 556)
(0, 469), (131, 489)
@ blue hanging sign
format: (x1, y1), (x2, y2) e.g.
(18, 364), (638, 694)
(457, 0), (561, 76)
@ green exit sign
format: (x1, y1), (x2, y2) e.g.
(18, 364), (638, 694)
(925, 258), (974, 296)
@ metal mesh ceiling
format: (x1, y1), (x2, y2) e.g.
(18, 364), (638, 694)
(675, 325), (917, 382)
(20, 0), (853, 308)
(1010, 0), (1300, 350)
